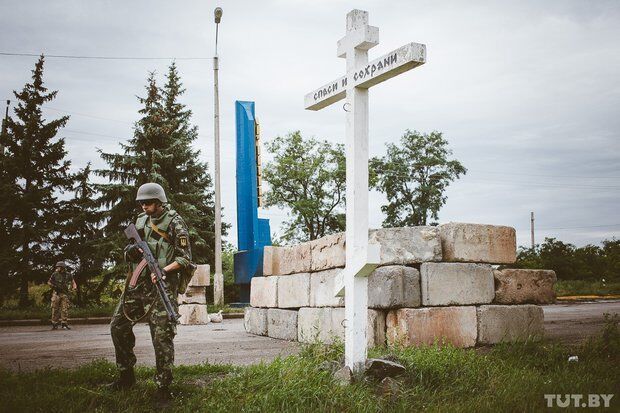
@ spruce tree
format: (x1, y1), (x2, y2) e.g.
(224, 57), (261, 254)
(96, 72), (167, 276)
(0, 56), (73, 306)
(96, 64), (220, 280)
(160, 62), (220, 265)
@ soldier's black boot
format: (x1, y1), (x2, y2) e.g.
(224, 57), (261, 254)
(61, 323), (71, 330)
(106, 369), (135, 391)
(51, 323), (58, 330)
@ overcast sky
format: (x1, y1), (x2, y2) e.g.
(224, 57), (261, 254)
(1, 0), (618, 248)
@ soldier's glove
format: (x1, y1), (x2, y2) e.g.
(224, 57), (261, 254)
(124, 243), (143, 263)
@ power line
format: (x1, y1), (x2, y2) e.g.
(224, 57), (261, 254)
(44, 106), (134, 125)
(0, 52), (210, 61)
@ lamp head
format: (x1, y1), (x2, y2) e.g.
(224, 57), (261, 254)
(214, 7), (223, 24)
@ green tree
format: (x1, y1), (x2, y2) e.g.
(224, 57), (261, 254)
(0, 56), (73, 306)
(371, 130), (466, 227)
(263, 131), (346, 243)
(160, 62), (219, 265)
(60, 164), (105, 305)
(96, 65), (219, 283)
(538, 238), (578, 280)
(602, 238), (620, 281)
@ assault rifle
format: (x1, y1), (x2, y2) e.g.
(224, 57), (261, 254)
(124, 223), (180, 322)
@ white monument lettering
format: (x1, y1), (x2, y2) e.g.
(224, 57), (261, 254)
(304, 9), (426, 373)
(305, 42), (426, 111)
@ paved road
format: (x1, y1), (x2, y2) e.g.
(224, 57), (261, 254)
(1, 300), (618, 372)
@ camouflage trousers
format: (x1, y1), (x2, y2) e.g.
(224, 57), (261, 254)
(51, 292), (70, 324)
(110, 282), (178, 388)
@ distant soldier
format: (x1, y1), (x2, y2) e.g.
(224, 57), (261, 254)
(108, 183), (194, 402)
(47, 261), (76, 330)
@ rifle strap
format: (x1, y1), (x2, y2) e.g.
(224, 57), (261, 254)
(122, 267), (157, 326)
(149, 221), (171, 243)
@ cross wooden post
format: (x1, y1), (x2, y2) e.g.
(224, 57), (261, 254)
(304, 9), (426, 373)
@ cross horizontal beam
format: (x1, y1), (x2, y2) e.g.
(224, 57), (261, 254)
(304, 42), (426, 111)
(333, 242), (381, 297)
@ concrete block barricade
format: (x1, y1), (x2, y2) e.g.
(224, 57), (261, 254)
(386, 306), (478, 348)
(178, 304), (210, 325)
(494, 269), (557, 304)
(178, 286), (207, 305)
(189, 264), (210, 287)
(250, 276), (278, 308)
(245, 223), (549, 351)
(440, 223), (516, 264)
(477, 305), (544, 345)
(369, 227), (442, 265)
(244, 307), (268, 336)
(267, 309), (298, 341)
(420, 263), (494, 306)
(310, 269), (345, 307)
(278, 273), (311, 308)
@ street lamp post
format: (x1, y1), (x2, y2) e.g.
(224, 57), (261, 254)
(213, 7), (224, 306)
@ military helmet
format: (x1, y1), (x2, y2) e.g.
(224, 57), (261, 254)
(55, 261), (67, 268)
(136, 182), (167, 203)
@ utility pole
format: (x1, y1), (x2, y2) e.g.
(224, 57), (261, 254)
(213, 7), (224, 306)
(0, 100), (9, 155)
(530, 211), (535, 249)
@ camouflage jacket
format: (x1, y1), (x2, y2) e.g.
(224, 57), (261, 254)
(49, 270), (73, 294)
(126, 207), (194, 292)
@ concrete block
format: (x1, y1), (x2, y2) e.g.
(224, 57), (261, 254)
(369, 227), (442, 265)
(440, 222), (516, 264)
(189, 264), (210, 286)
(309, 232), (346, 271)
(178, 286), (207, 304)
(281, 242), (312, 275)
(368, 265), (421, 309)
(420, 263), (494, 306)
(178, 304), (210, 325)
(267, 309), (298, 341)
(367, 309), (387, 347)
(310, 269), (345, 307)
(278, 273), (311, 308)
(494, 269), (557, 304)
(298, 307), (386, 347)
(386, 306), (477, 348)
(263, 246), (279, 276)
(477, 305), (544, 344)
(244, 307), (268, 336)
(250, 276), (278, 308)
(298, 307), (340, 344)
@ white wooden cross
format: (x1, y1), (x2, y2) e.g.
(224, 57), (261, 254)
(304, 9), (426, 373)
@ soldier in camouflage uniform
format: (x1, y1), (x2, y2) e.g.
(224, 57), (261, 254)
(108, 183), (193, 400)
(48, 261), (76, 330)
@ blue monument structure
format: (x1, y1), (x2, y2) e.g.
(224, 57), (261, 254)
(234, 101), (272, 302)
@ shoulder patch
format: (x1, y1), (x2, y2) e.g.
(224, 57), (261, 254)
(178, 235), (189, 247)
